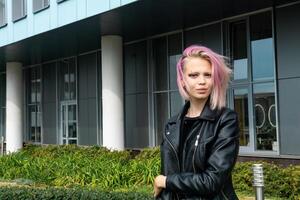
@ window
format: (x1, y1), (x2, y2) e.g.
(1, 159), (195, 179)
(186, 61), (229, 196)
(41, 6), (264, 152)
(58, 58), (78, 145)
(12, 0), (27, 22)
(33, 0), (49, 13)
(26, 67), (42, 143)
(0, 0), (6, 27)
(228, 12), (277, 152)
(152, 33), (184, 145)
(0, 73), (6, 141)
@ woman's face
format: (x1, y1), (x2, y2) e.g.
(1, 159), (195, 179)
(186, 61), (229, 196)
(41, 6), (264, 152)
(182, 57), (213, 101)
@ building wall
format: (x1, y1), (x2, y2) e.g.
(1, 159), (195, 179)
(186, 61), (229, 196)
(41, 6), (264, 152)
(1, 1), (300, 158)
(276, 3), (300, 155)
(0, 0), (137, 47)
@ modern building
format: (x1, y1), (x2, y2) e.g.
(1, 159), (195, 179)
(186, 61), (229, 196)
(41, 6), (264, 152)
(0, 0), (300, 162)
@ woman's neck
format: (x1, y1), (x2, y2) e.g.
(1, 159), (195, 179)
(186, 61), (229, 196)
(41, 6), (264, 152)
(186, 98), (208, 118)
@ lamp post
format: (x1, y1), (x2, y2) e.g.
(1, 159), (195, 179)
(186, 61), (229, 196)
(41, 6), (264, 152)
(252, 164), (264, 200)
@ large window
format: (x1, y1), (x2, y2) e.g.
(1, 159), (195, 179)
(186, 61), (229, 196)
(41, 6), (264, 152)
(229, 11), (277, 152)
(12, 0), (27, 22)
(26, 67), (42, 143)
(58, 58), (77, 145)
(33, 0), (49, 13)
(0, 0), (6, 27)
(152, 33), (184, 145)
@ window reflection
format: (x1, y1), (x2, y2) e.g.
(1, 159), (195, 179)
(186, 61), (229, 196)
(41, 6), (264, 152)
(234, 88), (249, 146)
(154, 93), (168, 145)
(254, 83), (277, 151)
(231, 21), (248, 80)
(27, 67), (41, 143)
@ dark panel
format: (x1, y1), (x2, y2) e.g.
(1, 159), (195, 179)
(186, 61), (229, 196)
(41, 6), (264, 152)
(88, 98), (97, 144)
(185, 23), (222, 53)
(42, 62), (57, 144)
(78, 52), (97, 145)
(78, 53), (97, 99)
(43, 62), (56, 102)
(124, 41), (148, 95)
(42, 102), (57, 144)
(276, 4), (300, 79)
(278, 78), (300, 155)
(78, 99), (97, 145)
(125, 94), (149, 148)
(78, 99), (89, 145)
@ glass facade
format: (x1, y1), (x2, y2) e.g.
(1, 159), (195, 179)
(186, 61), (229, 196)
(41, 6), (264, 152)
(229, 11), (278, 152)
(152, 33), (183, 145)
(26, 67), (42, 143)
(58, 58), (77, 145)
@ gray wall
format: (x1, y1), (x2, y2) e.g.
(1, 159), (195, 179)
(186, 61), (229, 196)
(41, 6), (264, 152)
(78, 53), (98, 145)
(42, 62), (57, 144)
(276, 3), (300, 155)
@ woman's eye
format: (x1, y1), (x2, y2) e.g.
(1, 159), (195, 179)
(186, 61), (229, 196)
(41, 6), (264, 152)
(204, 73), (212, 78)
(189, 74), (198, 78)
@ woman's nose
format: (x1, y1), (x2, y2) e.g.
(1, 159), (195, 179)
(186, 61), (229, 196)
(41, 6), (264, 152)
(198, 76), (205, 84)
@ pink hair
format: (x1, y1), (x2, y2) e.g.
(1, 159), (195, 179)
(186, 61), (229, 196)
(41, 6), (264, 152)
(177, 45), (232, 110)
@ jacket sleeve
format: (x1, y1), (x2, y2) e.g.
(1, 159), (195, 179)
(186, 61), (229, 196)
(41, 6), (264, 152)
(165, 110), (239, 196)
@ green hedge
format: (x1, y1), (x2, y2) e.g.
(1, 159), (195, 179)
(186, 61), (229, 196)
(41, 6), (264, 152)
(0, 186), (153, 200)
(0, 145), (299, 199)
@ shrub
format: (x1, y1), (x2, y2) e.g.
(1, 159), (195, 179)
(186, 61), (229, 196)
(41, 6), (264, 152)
(233, 161), (300, 199)
(0, 145), (299, 199)
(0, 186), (153, 200)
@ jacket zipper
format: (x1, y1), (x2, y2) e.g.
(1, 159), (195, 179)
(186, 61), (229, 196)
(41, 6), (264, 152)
(192, 134), (200, 173)
(182, 123), (202, 171)
(165, 133), (180, 172)
(192, 124), (206, 173)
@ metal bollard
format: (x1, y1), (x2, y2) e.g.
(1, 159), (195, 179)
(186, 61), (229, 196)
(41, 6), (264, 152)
(252, 164), (264, 200)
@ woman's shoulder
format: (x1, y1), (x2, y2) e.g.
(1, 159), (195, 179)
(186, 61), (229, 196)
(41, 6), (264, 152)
(218, 107), (238, 121)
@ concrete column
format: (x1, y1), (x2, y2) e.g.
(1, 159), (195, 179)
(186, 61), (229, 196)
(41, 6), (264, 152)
(6, 62), (23, 153)
(101, 35), (124, 150)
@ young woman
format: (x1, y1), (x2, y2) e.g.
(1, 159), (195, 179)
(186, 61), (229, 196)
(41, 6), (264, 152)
(154, 45), (240, 200)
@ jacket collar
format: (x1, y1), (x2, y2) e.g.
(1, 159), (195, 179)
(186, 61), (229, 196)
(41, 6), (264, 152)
(170, 100), (219, 124)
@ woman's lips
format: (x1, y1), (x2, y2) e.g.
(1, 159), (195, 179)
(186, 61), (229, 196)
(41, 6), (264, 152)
(196, 89), (207, 94)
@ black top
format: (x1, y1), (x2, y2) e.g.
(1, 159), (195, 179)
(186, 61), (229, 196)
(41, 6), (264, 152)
(179, 115), (201, 171)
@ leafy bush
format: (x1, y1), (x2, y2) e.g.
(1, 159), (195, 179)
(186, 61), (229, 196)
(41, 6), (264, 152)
(233, 161), (300, 199)
(0, 145), (299, 199)
(0, 186), (153, 200)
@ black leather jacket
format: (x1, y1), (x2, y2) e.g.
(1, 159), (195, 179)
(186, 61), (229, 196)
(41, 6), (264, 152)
(158, 101), (239, 200)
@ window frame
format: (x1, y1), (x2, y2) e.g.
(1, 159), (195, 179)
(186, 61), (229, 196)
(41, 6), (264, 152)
(26, 66), (42, 144)
(32, 0), (50, 14)
(151, 33), (185, 146)
(0, 0), (7, 27)
(12, 0), (27, 22)
(226, 10), (279, 155)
